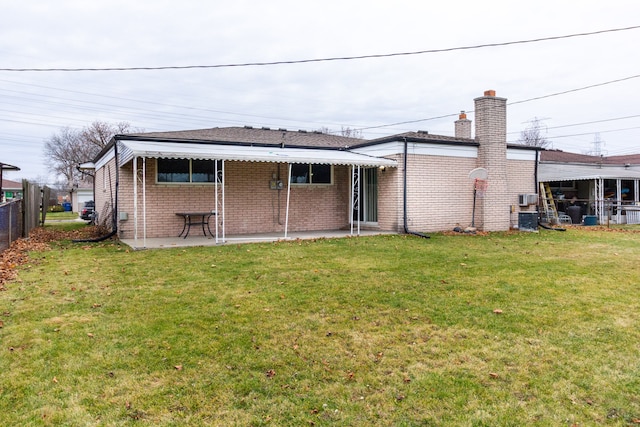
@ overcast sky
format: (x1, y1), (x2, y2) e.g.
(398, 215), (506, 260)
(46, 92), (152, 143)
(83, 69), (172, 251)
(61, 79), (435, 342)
(2, 0), (639, 182)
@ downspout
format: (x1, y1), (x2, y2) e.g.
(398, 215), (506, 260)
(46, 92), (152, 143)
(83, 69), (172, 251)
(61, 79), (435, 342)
(73, 139), (118, 243)
(403, 138), (430, 239)
(534, 149), (539, 194)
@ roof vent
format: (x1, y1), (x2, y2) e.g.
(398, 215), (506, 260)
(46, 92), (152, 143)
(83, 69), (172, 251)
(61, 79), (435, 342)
(418, 130), (429, 134)
(244, 125), (253, 129)
(298, 129), (307, 133)
(262, 127), (271, 130)
(278, 128), (287, 132)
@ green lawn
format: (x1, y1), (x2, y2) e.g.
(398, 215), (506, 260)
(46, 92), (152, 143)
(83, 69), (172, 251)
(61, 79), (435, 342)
(44, 211), (81, 221)
(1, 227), (639, 426)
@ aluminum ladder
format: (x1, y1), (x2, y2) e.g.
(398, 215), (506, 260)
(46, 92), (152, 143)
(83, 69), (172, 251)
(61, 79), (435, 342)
(539, 182), (559, 225)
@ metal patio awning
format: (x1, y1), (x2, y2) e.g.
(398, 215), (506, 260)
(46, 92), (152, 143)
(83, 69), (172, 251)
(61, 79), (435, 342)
(119, 140), (395, 249)
(538, 163), (640, 182)
(118, 139), (397, 168)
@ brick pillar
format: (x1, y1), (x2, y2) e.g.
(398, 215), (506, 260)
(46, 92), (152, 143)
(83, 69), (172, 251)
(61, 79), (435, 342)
(474, 90), (510, 231)
(455, 111), (472, 139)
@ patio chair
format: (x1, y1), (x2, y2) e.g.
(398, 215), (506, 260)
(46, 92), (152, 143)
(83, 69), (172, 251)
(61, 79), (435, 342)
(558, 214), (572, 225)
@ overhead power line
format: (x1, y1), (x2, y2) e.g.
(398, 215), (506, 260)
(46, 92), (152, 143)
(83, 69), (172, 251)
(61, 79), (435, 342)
(506, 126), (640, 143)
(358, 74), (640, 131)
(1, 25), (639, 72)
(507, 75), (640, 106)
(506, 114), (640, 135)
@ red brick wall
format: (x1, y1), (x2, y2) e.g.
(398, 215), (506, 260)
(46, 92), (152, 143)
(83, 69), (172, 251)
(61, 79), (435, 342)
(507, 157), (538, 227)
(404, 154), (478, 232)
(375, 148), (537, 233)
(94, 156), (117, 228)
(100, 145), (538, 239)
(116, 160), (352, 239)
(377, 156), (401, 231)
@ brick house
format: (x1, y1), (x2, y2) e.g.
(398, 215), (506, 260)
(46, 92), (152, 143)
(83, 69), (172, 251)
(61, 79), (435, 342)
(90, 90), (541, 247)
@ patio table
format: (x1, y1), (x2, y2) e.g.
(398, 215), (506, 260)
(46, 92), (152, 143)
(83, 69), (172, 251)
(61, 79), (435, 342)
(175, 212), (216, 238)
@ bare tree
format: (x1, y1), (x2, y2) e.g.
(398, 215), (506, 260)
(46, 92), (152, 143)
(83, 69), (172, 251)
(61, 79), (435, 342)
(44, 127), (90, 186)
(44, 121), (140, 185)
(316, 126), (364, 139)
(340, 126), (363, 139)
(517, 117), (550, 148)
(81, 121), (135, 151)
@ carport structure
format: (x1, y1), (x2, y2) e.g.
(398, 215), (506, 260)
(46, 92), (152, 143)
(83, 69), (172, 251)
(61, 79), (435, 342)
(116, 138), (397, 249)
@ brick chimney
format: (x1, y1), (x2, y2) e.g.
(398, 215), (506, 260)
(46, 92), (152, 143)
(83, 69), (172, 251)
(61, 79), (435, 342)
(455, 110), (472, 139)
(474, 90), (509, 231)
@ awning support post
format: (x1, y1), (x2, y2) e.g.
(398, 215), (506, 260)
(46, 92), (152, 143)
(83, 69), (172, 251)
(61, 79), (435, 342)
(215, 160), (219, 244)
(616, 178), (622, 224)
(595, 178), (605, 223)
(357, 165), (361, 235)
(349, 165), (361, 236)
(133, 156), (138, 249)
(142, 157), (147, 248)
(350, 166), (354, 235)
(222, 160), (225, 242)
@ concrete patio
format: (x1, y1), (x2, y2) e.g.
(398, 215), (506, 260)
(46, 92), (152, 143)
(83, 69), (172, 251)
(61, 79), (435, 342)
(120, 229), (397, 250)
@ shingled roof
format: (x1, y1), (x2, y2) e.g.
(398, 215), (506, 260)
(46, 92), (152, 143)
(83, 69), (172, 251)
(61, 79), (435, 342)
(540, 150), (602, 163)
(124, 126), (361, 149)
(363, 131), (476, 146)
(541, 150), (640, 165)
(1, 179), (22, 189)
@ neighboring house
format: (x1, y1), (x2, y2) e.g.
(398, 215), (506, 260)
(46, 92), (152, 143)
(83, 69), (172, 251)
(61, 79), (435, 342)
(1, 179), (22, 203)
(539, 151), (640, 224)
(88, 90), (542, 247)
(73, 183), (94, 213)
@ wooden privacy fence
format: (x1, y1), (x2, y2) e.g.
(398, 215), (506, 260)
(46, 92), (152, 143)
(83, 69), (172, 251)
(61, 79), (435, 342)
(23, 180), (50, 236)
(0, 180), (51, 252)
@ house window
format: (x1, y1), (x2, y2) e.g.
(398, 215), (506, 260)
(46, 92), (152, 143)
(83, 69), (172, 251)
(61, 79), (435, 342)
(290, 164), (332, 184)
(157, 159), (222, 184)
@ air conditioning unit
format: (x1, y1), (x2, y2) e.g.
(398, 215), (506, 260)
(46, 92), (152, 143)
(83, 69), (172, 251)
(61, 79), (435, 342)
(518, 194), (538, 206)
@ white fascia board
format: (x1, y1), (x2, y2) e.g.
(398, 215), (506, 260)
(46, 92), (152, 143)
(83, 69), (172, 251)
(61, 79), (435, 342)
(95, 146), (115, 170)
(507, 149), (537, 161)
(353, 141), (477, 158)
